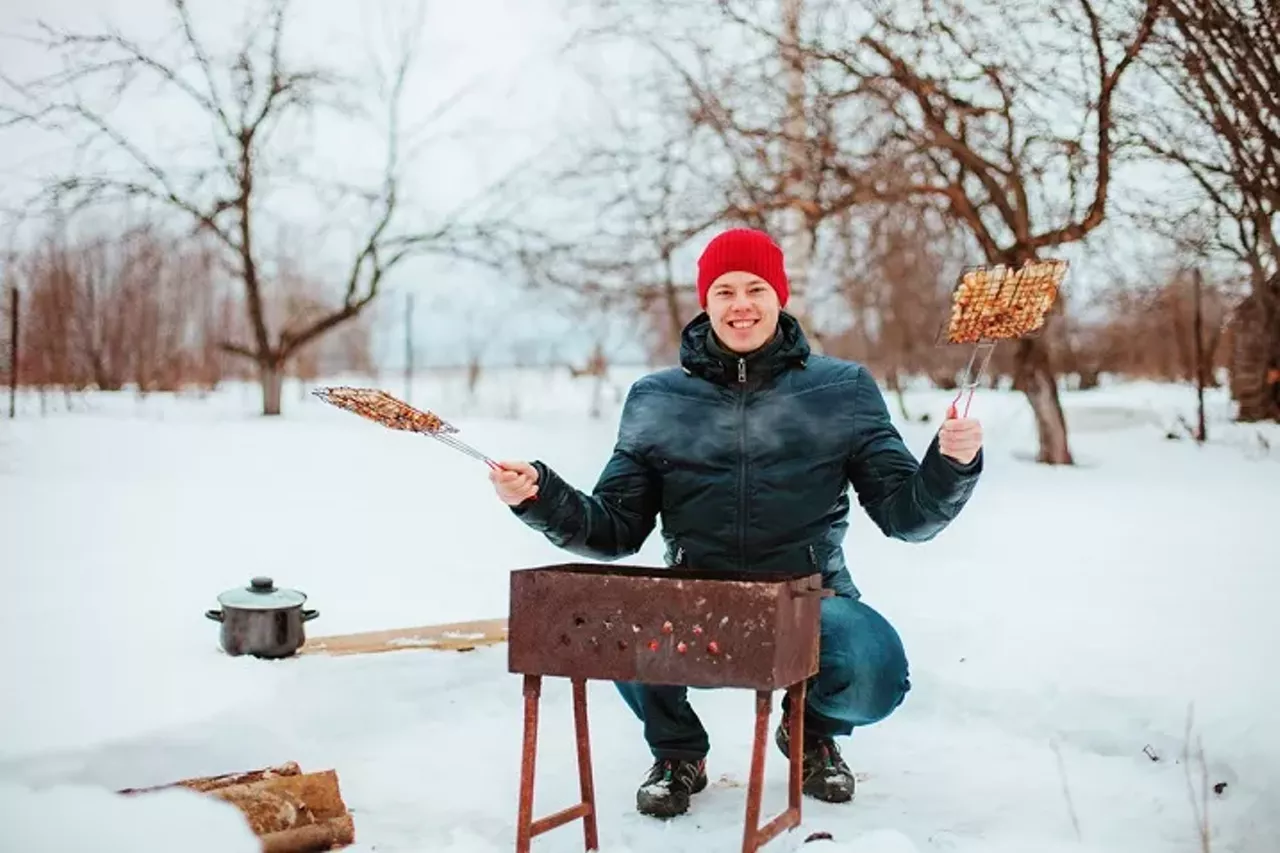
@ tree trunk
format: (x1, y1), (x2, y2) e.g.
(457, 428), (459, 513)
(1267, 272), (1280, 421)
(590, 373), (604, 419)
(261, 362), (284, 416)
(886, 368), (911, 421)
(929, 369), (958, 391)
(1231, 289), (1276, 422)
(777, 0), (820, 348)
(1000, 248), (1073, 464)
(1014, 337), (1073, 464)
(664, 290), (683, 356)
(662, 254), (683, 355)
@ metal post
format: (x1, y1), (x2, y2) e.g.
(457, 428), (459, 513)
(7, 285), (17, 419)
(1193, 268), (1206, 443)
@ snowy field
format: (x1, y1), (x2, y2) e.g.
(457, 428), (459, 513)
(1, 366), (1278, 853)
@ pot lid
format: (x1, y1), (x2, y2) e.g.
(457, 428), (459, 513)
(216, 577), (307, 610)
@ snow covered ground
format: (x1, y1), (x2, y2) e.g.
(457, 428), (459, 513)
(1, 368), (1277, 852)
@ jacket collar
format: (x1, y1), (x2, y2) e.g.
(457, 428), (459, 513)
(679, 311), (810, 386)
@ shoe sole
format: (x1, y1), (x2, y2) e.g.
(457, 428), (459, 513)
(804, 783), (854, 804)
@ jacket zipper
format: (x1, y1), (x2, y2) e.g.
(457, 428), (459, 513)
(738, 357), (748, 572)
(675, 545), (685, 566)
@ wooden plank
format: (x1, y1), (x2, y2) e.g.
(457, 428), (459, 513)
(300, 617), (508, 657)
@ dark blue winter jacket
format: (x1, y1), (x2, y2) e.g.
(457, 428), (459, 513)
(512, 311), (982, 598)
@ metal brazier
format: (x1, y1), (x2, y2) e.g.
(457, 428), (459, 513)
(205, 576), (319, 659)
(507, 563), (824, 690)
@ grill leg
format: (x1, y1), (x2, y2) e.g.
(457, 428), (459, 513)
(514, 675), (600, 852)
(787, 680), (806, 814)
(571, 678), (599, 850)
(741, 682), (807, 853)
(516, 674), (542, 853)
(741, 690), (771, 853)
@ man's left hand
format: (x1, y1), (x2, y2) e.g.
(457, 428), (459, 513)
(939, 416), (983, 465)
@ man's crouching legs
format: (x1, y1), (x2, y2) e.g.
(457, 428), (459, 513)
(777, 595), (911, 803)
(614, 682), (709, 818)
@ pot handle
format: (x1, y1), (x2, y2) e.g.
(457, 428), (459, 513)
(302, 609), (320, 622)
(205, 609), (224, 622)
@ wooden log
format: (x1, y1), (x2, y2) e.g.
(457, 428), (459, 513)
(301, 617), (507, 657)
(260, 814), (356, 853)
(117, 762), (303, 796)
(207, 769), (349, 837)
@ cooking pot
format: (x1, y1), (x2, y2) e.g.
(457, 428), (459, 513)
(205, 576), (319, 659)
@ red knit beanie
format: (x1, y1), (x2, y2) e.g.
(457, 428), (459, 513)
(696, 228), (789, 308)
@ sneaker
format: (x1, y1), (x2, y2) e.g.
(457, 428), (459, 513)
(636, 757), (708, 818)
(775, 716), (855, 803)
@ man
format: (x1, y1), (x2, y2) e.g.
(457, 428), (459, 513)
(490, 228), (984, 819)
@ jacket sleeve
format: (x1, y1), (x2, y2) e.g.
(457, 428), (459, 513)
(509, 387), (662, 560)
(845, 367), (982, 542)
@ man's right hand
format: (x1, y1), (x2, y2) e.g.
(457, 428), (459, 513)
(489, 461), (539, 506)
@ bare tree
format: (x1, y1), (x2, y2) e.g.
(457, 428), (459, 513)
(500, 36), (768, 361)
(747, 0), (1163, 463)
(825, 202), (969, 419)
(1073, 266), (1234, 385)
(1131, 0), (1279, 421)
(534, 0), (883, 350)
(775, 0), (819, 333)
(514, 109), (725, 359)
(562, 0), (1160, 463)
(562, 289), (635, 417)
(266, 262), (378, 385)
(0, 0), (493, 414)
(10, 220), (234, 392)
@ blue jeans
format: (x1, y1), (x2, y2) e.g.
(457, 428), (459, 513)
(614, 595), (910, 760)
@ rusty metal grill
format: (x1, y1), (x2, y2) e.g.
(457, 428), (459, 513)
(505, 562), (825, 853)
(508, 564), (823, 690)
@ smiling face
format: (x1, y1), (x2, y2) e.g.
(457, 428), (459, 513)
(705, 271), (781, 354)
